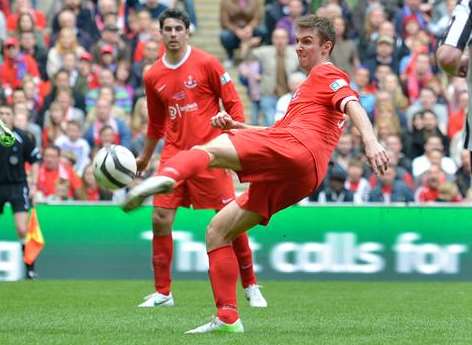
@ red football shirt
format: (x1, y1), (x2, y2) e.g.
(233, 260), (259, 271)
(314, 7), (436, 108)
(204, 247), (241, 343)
(144, 46), (244, 156)
(275, 62), (358, 179)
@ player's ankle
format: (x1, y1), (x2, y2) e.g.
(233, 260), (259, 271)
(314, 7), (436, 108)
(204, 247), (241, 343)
(217, 307), (239, 324)
(156, 289), (171, 296)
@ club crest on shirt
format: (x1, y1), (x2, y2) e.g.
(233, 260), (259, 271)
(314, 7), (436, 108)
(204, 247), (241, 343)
(184, 75), (198, 88)
(330, 79), (348, 92)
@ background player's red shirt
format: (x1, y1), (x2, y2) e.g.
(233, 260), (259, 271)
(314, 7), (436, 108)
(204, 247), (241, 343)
(275, 62), (359, 179)
(144, 46), (244, 157)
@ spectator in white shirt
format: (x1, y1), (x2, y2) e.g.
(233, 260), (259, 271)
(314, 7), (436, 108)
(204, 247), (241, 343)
(55, 120), (90, 175)
(412, 135), (456, 183)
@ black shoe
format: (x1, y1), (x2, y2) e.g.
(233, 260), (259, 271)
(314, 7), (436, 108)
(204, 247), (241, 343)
(25, 267), (38, 280)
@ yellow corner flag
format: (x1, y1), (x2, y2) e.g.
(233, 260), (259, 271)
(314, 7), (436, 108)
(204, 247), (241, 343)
(24, 208), (45, 265)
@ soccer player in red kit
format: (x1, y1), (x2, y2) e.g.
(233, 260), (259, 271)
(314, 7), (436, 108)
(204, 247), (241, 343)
(123, 15), (389, 332)
(135, 9), (267, 308)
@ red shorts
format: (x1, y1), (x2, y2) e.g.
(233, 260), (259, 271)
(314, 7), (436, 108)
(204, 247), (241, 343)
(229, 128), (320, 225)
(153, 161), (235, 210)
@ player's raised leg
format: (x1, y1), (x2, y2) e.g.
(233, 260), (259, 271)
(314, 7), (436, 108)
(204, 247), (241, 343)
(185, 201), (263, 334)
(138, 207), (176, 307)
(122, 134), (240, 212)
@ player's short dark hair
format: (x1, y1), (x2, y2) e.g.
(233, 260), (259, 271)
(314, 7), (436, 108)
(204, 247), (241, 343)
(296, 15), (336, 53)
(159, 9), (190, 30)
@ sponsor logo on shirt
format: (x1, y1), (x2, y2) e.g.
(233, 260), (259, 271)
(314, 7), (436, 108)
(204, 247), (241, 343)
(157, 84), (166, 92)
(220, 72), (231, 85)
(184, 75), (198, 88)
(172, 91), (186, 100)
(168, 102), (199, 120)
(330, 79), (348, 92)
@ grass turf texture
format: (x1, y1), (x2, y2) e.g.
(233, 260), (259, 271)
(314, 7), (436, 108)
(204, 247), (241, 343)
(1, 281), (471, 345)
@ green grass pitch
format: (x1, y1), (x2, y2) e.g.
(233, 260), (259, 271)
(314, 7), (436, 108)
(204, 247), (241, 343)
(1, 280), (471, 345)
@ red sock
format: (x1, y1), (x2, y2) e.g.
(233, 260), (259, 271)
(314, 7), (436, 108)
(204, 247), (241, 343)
(232, 233), (257, 288)
(152, 234), (173, 295)
(208, 245), (239, 324)
(160, 149), (210, 181)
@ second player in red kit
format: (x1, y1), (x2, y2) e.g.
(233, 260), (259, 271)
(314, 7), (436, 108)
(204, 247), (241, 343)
(136, 9), (267, 308)
(145, 32), (242, 211)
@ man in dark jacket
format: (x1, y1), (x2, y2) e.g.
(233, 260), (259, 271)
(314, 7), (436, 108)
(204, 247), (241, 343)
(368, 164), (414, 203)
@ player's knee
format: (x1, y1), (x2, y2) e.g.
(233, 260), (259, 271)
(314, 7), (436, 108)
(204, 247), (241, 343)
(152, 208), (173, 235)
(190, 145), (215, 161)
(437, 46), (462, 74)
(192, 144), (218, 155)
(206, 221), (228, 248)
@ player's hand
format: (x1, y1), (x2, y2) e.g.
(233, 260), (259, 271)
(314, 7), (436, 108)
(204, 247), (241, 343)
(364, 139), (390, 176)
(211, 112), (235, 130)
(136, 156), (150, 176)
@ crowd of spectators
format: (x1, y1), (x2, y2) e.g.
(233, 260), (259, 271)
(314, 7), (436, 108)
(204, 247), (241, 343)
(1, 0), (470, 205)
(0, 0), (191, 202)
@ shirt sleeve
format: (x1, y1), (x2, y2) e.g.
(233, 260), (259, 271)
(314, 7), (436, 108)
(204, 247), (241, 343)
(206, 57), (245, 122)
(22, 131), (41, 164)
(325, 70), (359, 113)
(144, 70), (167, 140)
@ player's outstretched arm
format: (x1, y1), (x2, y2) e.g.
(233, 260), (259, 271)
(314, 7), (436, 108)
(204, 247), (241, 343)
(345, 100), (389, 176)
(211, 112), (267, 130)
